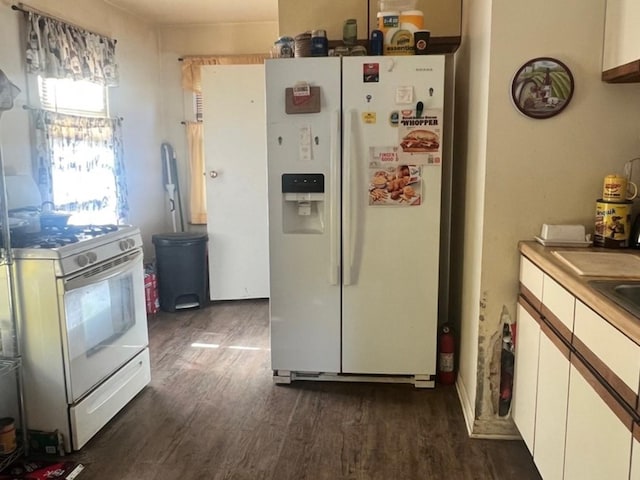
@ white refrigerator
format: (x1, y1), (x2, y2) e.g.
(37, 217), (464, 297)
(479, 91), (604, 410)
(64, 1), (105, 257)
(266, 55), (446, 388)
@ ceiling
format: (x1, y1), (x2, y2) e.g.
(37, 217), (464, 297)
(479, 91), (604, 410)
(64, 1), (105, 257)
(104, 0), (279, 25)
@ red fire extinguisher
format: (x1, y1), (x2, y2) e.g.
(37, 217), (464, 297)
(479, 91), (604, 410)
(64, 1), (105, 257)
(438, 324), (456, 385)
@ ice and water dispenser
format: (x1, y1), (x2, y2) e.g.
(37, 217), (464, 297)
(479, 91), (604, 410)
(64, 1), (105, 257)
(281, 173), (325, 234)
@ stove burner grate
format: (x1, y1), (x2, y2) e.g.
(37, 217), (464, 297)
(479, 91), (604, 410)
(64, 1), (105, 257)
(9, 224), (122, 249)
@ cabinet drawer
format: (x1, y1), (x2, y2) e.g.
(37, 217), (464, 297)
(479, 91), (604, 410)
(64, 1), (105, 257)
(520, 256), (543, 309)
(541, 275), (574, 342)
(573, 300), (640, 410)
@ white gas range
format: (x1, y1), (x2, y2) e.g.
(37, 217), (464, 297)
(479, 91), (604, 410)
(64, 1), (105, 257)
(5, 177), (151, 452)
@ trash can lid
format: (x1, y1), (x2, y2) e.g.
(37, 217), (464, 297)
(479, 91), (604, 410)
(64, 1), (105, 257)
(152, 232), (208, 246)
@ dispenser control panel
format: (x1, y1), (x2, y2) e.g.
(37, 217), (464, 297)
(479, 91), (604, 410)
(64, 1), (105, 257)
(281, 174), (324, 193)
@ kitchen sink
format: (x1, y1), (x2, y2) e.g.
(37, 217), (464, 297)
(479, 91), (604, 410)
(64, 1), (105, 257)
(589, 280), (640, 318)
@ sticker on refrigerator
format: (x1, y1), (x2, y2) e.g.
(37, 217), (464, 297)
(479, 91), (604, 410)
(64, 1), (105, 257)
(369, 146), (398, 164)
(368, 164), (422, 206)
(362, 112), (377, 124)
(298, 126), (312, 161)
(395, 86), (414, 104)
(397, 109), (442, 166)
(363, 63), (379, 83)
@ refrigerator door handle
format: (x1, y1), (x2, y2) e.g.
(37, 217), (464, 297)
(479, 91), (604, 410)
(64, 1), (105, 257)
(328, 109), (340, 286)
(343, 108), (357, 286)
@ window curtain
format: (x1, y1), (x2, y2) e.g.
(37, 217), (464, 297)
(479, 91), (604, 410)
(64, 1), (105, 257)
(24, 11), (118, 86)
(181, 54), (268, 93)
(33, 111), (129, 223)
(185, 122), (206, 224)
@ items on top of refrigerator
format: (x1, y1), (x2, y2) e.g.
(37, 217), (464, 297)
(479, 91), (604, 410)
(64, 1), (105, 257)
(376, 0), (424, 56)
(294, 32), (312, 57)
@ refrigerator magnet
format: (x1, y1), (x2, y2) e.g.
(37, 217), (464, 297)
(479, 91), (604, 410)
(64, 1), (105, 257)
(362, 112), (377, 124)
(363, 63), (379, 83)
(397, 108), (442, 166)
(389, 111), (399, 127)
(395, 86), (414, 104)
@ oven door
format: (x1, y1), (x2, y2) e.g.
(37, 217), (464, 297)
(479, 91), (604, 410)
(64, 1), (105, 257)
(60, 249), (148, 403)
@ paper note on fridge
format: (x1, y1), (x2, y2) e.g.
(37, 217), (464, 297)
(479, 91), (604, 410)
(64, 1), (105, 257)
(397, 109), (442, 166)
(298, 125), (312, 161)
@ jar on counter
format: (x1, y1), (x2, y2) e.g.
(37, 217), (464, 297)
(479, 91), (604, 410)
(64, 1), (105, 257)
(311, 29), (328, 56)
(0, 417), (16, 455)
(273, 36), (295, 58)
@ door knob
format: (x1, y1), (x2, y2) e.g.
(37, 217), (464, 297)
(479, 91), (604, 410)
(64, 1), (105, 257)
(209, 171), (218, 178)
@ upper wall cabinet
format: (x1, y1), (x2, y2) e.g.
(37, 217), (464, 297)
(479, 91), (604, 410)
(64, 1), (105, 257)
(278, 0), (368, 41)
(278, 0), (461, 53)
(367, 0), (461, 37)
(602, 0), (640, 83)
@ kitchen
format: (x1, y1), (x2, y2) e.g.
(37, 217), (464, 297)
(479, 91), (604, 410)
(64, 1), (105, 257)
(0, 0), (640, 478)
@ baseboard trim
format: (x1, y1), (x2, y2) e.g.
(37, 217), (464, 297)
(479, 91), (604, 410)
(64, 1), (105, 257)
(455, 375), (475, 436)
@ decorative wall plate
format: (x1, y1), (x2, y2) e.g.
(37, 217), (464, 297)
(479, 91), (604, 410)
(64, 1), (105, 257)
(511, 57), (574, 119)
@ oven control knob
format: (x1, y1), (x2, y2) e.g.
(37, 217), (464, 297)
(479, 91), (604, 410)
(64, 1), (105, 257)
(127, 238), (136, 248)
(87, 252), (98, 263)
(119, 240), (129, 251)
(76, 254), (89, 267)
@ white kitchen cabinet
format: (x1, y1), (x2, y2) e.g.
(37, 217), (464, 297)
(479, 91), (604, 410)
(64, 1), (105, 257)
(541, 274), (575, 336)
(513, 300), (541, 455)
(574, 300), (640, 400)
(517, 252), (640, 479)
(564, 359), (632, 480)
(533, 325), (570, 480)
(632, 429), (640, 480)
(602, 0), (640, 81)
(520, 256), (543, 306)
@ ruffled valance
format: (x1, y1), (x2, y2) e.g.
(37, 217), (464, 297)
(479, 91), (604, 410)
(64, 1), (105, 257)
(181, 54), (268, 93)
(24, 11), (118, 86)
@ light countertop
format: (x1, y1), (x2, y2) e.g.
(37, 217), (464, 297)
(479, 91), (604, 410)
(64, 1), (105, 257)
(519, 241), (640, 346)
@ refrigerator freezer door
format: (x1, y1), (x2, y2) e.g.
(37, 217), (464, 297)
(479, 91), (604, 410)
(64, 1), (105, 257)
(341, 56), (445, 375)
(266, 58), (343, 373)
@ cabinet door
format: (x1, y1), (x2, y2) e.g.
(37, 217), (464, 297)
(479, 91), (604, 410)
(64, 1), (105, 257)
(603, 0), (640, 71)
(564, 360), (632, 480)
(534, 324), (570, 480)
(278, 0), (368, 40)
(574, 300), (640, 409)
(541, 275), (575, 339)
(513, 300), (541, 455)
(520, 256), (543, 307)
(367, 0), (462, 37)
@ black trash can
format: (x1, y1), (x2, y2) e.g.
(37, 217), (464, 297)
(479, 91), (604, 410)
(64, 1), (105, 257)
(152, 232), (209, 313)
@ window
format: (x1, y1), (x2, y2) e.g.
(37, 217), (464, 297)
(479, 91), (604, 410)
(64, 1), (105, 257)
(38, 77), (107, 116)
(37, 77), (123, 225)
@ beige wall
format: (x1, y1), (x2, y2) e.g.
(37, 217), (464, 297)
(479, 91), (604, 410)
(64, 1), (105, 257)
(0, 0), (164, 259)
(451, 0), (491, 435)
(453, 0), (640, 436)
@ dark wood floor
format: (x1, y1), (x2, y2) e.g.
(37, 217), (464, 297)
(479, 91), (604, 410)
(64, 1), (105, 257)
(69, 299), (541, 480)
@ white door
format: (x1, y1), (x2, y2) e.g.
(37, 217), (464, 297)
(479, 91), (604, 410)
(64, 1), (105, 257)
(202, 65), (270, 301)
(340, 56), (445, 375)
(265, 58), (343, 373)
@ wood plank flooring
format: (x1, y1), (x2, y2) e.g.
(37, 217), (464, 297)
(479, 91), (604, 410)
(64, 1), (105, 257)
(68, 299), (541, 479)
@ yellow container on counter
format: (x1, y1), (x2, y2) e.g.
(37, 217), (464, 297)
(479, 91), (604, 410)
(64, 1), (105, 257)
(377, 9), (423, 55)
(0, 417), (16, 455)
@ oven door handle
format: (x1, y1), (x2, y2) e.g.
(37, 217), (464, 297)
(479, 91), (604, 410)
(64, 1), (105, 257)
(64, 250), (143, 292)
